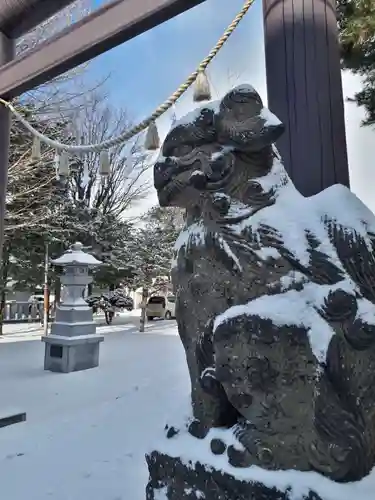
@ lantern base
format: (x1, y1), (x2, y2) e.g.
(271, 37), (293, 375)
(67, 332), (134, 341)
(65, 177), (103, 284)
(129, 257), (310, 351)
(42, 334), (104, 373)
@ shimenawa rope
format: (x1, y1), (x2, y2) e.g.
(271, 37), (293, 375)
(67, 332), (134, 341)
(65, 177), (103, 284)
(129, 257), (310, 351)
(0, 0), (254, 155)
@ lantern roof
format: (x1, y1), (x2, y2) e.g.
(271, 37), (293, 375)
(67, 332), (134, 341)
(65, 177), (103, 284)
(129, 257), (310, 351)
(51, 242), (102, 267)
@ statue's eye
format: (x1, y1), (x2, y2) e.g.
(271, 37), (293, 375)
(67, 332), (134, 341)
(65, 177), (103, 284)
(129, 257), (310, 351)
(170, 144), (194, 157)
(211, 155), (226, 172)
(181, 144), (194, 155)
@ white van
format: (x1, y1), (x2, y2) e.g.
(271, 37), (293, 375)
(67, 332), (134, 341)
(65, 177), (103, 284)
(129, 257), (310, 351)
(164, 295), (176, 319)
(146, 295), (176, 320)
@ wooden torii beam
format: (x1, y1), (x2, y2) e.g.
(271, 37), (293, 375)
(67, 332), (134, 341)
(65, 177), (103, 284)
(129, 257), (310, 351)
(0, 0), (349, 260)
(0, 0), (207, 98)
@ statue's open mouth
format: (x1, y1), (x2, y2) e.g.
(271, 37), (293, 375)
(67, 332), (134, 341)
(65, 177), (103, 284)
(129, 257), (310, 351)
(156, 163), (234, 207)
(155, 149), (235, 206)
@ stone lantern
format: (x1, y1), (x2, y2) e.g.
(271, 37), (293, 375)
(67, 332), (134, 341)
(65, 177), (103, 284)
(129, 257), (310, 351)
(41, 242), (104, 373)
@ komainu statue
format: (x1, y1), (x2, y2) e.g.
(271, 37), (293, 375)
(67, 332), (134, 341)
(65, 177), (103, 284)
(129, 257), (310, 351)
(146, 85), (375, 500)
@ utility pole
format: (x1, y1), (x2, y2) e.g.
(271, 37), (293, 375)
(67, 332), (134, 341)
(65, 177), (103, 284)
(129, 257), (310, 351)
(43, 241), (49, 335)
(139, 287), (148, 333)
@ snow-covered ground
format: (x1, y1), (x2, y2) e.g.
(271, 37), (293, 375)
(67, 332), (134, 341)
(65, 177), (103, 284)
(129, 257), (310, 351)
(1, 318), (375, 500)
(0, 320), (189, 500)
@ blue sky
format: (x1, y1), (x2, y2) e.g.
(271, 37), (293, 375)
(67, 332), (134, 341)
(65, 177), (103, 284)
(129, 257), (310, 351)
(85, 0), (375, 217)
(89, 0), (266, 122)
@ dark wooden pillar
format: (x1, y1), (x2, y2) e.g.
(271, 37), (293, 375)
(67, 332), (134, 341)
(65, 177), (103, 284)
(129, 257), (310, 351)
(0, 32), (14, 261)
(0, 32), (14, 333)
(263, 0), (349, 196)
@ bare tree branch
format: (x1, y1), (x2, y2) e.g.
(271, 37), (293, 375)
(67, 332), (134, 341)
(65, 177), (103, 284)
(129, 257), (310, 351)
(67, 92), (152, 217)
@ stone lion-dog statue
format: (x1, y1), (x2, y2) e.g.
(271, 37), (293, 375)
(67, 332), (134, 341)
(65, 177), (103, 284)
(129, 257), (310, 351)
(153, 84), (375, 482)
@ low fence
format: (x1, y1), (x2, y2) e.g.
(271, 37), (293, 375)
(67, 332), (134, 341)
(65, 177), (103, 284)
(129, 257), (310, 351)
(2, 302), (55, 323)
(2, 301), (129, 324)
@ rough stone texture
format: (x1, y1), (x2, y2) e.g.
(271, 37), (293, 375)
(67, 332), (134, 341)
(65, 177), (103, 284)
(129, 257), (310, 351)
(149, 83), (375, 496)
(146, 451), (322, 500)
(42, 334), (104, 373)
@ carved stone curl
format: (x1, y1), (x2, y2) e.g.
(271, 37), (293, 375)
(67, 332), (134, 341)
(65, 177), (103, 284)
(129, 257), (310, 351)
(147, 84), (375, 499)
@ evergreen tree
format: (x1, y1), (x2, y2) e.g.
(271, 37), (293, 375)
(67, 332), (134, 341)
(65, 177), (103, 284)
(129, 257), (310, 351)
(131, 206), (184, 291)
(337, 0), (375, 124)
(1, 109), (70, 304)
(90, 216), (137, 290)
(130, 206), (184, 331)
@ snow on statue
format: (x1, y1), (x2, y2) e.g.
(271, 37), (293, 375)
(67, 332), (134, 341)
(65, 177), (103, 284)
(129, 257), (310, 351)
(146, 85), (375, 500)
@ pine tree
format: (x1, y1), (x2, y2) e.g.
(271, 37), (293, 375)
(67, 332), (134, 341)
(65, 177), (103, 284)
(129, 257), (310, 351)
(132, 206), (184, 290)
(1, 109), (70, 312)
(131, 206), (184, 331)
(90, 216), (137, 290)
(337, 0), (375, 124)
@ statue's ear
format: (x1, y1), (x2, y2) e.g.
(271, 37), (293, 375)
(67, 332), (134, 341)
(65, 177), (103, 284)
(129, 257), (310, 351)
(217, 85), (284, 151)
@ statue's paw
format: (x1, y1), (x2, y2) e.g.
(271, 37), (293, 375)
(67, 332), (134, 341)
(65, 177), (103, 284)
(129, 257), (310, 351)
(227, 436), (274, 469)
(210, 438), (227, 455)
(187, 418), (209, 440)
(227, 444), (253, 468)
(232, 419), (258, 454)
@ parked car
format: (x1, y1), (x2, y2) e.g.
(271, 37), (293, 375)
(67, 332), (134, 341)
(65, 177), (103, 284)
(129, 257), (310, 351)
(164, 295), (176, 319)
(146, 295), (176, 321)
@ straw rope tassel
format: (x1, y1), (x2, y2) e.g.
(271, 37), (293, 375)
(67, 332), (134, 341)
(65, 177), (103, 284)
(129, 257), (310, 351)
(99, 150), (111, 176)
(193, 70), (212, 102)
(99, 150), (111, 185)
(144, 121), (160, 150)
(54, 151), (60, 179)
(31, 136), (41, 161)
(57, 151), (70, 178)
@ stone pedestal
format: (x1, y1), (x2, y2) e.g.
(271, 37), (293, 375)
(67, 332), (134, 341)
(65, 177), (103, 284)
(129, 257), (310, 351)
(145, 425), (372, 500)
(42, 242), (104, 373)
(146, 451), (321, 500)
(42, 333), (103, 373)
